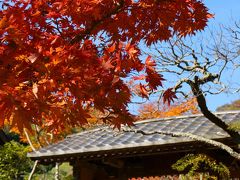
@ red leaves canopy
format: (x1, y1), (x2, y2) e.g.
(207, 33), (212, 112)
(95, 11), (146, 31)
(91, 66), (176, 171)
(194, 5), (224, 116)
(0, 0), (211, 132)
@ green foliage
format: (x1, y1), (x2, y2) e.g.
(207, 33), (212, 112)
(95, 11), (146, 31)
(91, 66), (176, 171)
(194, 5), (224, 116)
(32, 163), (73, 180)
(57, 163), (73, 180)
(172, 154), (230, 179)
(0, 141), (32, 179)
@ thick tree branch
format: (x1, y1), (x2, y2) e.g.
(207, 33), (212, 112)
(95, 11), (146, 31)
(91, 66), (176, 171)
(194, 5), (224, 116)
(189, 76), (240, 143)
(123, 128), (240, 160)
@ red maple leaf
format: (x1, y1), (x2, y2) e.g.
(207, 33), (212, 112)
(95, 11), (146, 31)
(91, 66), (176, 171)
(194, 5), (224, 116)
(163, 88), (178, 105)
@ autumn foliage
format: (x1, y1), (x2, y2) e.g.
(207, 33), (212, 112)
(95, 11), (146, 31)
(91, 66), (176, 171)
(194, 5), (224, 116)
(0, 0), (211, 132)
(138, 98), (199, 120)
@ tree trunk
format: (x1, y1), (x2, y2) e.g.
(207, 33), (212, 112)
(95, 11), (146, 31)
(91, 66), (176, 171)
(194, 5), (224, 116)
(189, 76), (240, 144)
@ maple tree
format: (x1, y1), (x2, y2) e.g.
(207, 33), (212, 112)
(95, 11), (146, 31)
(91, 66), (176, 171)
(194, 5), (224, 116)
(0, 0), (212, 132)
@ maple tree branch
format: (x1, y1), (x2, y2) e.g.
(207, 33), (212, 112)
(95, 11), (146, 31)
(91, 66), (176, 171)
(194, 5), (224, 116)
(70, 0), (125, 44)
(123, 128), (240, 160)
(43, 135), (50, 145)
(24, 128), (37, 152)
(53, 19), (64, 37)
(34, 125), (44, 148)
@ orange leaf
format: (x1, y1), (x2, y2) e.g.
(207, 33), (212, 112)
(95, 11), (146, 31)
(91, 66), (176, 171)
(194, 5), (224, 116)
(107, 44), (116, 53)
(31, 11), (41, 17)
(0, 16), (7, 29)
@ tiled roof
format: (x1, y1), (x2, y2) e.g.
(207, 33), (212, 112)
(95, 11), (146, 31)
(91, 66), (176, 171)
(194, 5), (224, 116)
(28, 111), (240, 161)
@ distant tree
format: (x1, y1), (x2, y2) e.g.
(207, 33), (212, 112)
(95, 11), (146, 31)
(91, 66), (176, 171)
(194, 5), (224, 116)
(217, 99), (240, 112)
(217, 99), (240, 133)
(138, 97), (199, 120)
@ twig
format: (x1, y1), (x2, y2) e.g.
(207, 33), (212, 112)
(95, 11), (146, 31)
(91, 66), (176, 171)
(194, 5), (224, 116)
(28, 160), (39, 180)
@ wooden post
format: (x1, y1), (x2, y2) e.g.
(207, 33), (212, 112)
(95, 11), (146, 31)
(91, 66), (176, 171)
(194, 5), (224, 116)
(72, 160), (95, 180)
(117, 167), (128, 180)
(72, 160), (112, 180)
(72, 160), (81, 180)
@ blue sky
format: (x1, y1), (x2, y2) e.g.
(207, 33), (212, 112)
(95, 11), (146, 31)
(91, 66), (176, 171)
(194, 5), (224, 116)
(206, 0), (240, 25)
(203, 0), (240, 111)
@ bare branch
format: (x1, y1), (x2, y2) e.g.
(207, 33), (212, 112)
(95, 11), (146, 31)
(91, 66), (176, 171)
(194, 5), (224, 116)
(28, 160), (39, 180)
(24, 129), (39, 180)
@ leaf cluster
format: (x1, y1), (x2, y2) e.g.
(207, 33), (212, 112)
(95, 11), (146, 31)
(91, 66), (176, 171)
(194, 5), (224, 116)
(0, 0), (212, 133)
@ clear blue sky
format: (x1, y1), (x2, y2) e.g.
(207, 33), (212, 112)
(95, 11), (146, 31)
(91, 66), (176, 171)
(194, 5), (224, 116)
(203, 0), (240, 111)
(205, 0), (240, 24)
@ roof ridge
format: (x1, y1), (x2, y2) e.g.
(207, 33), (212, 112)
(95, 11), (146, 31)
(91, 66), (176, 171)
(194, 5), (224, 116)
(133, 110), (240, 125)
(67, 110), (240, 137)
(66, 125), (110, 138)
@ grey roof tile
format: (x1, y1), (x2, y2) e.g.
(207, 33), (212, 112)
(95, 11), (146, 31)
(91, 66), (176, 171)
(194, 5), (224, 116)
(28, 111), (240, 159)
